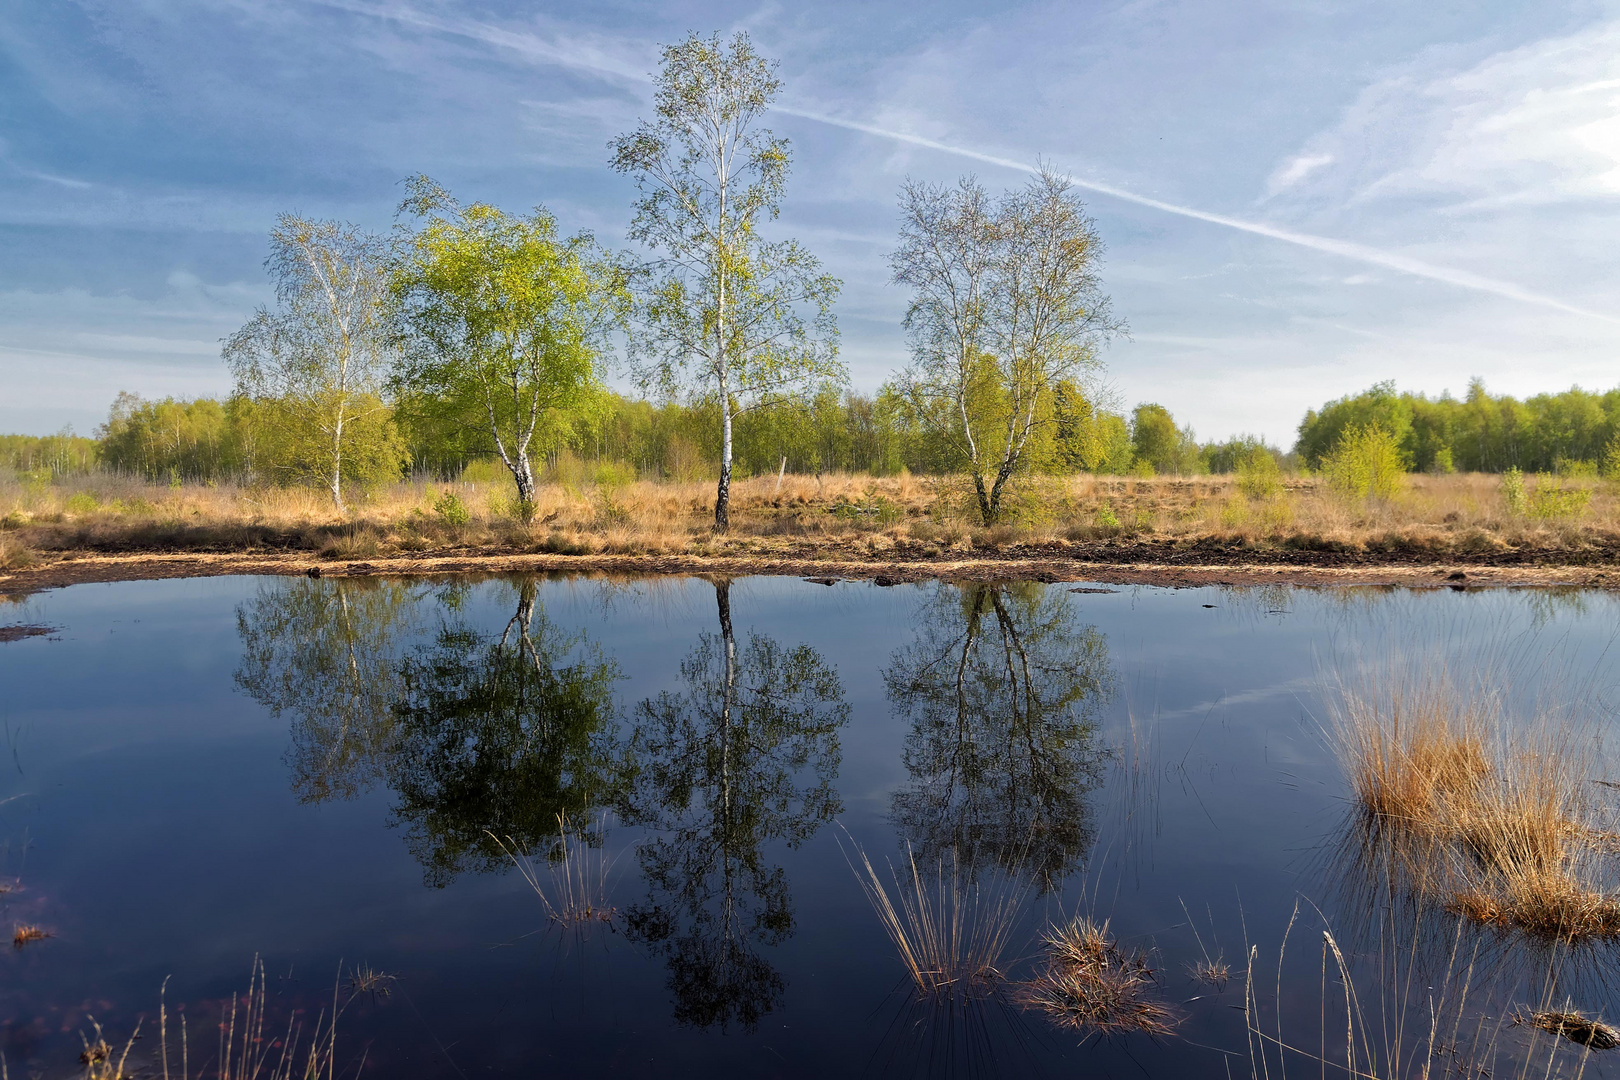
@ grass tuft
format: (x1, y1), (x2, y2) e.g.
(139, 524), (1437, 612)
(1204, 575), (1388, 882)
(12, 923), (51, 948)
(848, 841), (1026, 1001)
(1016, 917), (1179, 1037)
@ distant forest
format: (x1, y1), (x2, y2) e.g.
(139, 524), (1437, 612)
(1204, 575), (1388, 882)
(5, 378), (1619, 485)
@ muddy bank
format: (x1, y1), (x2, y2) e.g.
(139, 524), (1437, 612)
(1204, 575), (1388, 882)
(5, 544), (1619, 597)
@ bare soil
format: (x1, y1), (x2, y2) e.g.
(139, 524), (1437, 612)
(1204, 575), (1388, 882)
(5, 539), (1618, 598)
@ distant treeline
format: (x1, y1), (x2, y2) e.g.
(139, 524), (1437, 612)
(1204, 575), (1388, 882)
(1297, 379), (1620, 474)
(8, 378), (1620, 485)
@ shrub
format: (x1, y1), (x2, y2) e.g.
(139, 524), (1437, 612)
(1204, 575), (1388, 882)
(1502, 467), (1527, 515)
(592, 462), (637, 489)
(64, 491), (99, 515)
(1529, 477), (1591, 520)
(1602, 437), (1620, 482)
(1322, 423), (1406, 501)
(1095, 502), (1120, 530)
(1235, 446), (1281, 499)
(432, 490), (471, 527)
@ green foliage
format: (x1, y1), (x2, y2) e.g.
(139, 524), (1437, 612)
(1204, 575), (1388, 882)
(1502, 469), (1591, 520)
(391, 177), (627, 508)
(1602, 437), (1620, 482)
(1502, 467), (1527, 516)
(0, 430), (97, 477)
(1095, 502), (1121, 530)
(1130, 404), (1200, 475)
(1530, 480), (1591, 520)
(1235, 444), (1283, 499)
(1323, 423), (1407, 501)
(240, 392), (408, 494)
(830, 487), (901, 526)
(1298, 377), (1620, 474)
(610, 31), (842, 531)
(64, 491), (99, 515)
(97, 393), (242, 481)
(1050, 381), (1133, 474)
(432, 490), (470, 527)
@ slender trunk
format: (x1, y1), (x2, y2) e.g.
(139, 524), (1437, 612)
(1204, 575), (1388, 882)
(715, 384), (733, 532)
(330, 412), (346, 514)
(972, 471), (994, 525)
(511, 450), (536, 519)
(716, 579), (735, 850)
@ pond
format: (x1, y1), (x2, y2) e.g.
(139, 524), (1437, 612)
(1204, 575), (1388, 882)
(1, 573), (1618, 1078)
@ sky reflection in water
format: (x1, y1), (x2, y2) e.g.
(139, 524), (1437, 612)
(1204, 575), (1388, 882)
(1, 574), (1618, 1078)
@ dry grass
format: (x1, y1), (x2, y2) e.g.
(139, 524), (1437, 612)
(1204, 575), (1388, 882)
(4, 468), (1619, 570)
(1244, 909), (1515, 1080)
(12, 923), (51, 948)
(1016, 917), (1179, 1038)
(345, 964), (396, 1001)
(1329, 667), (1620, 943)
(490, 815), (616, 933)
(848, 842), (1027, 1001)
(1525, 1009), (1620, 1050)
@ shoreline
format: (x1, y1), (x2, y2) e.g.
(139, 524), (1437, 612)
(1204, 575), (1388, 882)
(5, 545), (1619, 596)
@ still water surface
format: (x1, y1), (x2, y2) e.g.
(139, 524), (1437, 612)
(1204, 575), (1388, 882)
(1, 574), (1618, 1077)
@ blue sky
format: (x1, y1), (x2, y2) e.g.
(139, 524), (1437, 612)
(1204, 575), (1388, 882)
(2, 0), (1618, 442)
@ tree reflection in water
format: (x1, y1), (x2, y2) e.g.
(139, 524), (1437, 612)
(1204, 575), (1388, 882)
(885, 582), (1114, 888)
(235, 576), (424, 803)
(618, 580), (849, 1031)
(388, 580), (623, 887)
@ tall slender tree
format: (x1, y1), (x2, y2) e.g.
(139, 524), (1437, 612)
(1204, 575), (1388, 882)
(610, 31), (842, 532)
(224, 215), (403, 510)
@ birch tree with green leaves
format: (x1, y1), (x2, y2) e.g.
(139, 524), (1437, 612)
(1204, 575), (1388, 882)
(891, 168), (1124, 525)
(224, 215), (404, 510)
(389, 177), (627, 520)
(609, 31), (842, 532)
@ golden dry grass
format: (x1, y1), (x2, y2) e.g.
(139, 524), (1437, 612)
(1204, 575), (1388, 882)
(12, 922), (51, 948)
(1016, 917), (1180, 1038)
(1329, 669), (1620, 943)
(3, 468), (1618, 568)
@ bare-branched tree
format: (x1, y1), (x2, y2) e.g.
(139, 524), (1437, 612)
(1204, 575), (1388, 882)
(224, 215), (401, 511)
(891, 167), (1124, 525)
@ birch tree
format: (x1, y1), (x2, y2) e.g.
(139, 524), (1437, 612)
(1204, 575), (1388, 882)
(390, 177), (626, 519)
(891, 168), (1123, 524)
(224, 215), (403, 510)
(610, 31), (842, 532)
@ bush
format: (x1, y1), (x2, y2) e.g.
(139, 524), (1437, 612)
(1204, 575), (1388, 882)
(592, 462), (637, 489)
(432, 490), (471, 527)
(1235, 446), (1282, 499)
(65, 491), (100, 515)
(1323, 423), (1406, 501)
(1502, 468), (1527, 516)
(1530, 477), (1591, 520)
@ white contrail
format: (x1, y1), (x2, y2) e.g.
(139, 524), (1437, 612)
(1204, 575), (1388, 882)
(321, 1), (1620, 326)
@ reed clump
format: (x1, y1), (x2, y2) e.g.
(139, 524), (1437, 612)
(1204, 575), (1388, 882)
(848, 843), (1026, 1001)
(1525, 1008), (1620, 1050)
(1330, 668), (1620, 942)
(13, 923), (51, 948)
(490, 814), (616, 933)
(1016, 917), (1179, 1037)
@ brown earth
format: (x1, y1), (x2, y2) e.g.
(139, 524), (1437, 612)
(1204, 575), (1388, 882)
(5, 539), (1618, 599)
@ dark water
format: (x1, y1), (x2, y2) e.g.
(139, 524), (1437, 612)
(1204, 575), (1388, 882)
(2, 574), (1619, 1077)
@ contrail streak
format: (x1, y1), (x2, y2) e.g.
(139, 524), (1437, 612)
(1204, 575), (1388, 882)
(324, 0), (1620, 326)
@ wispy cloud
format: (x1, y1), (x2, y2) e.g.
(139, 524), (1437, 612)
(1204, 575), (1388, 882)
(326, 1), (1620, 327)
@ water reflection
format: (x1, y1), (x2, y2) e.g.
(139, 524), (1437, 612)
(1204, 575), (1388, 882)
(885, 583), (1114, 887)
(388, 580), (623, 886)
(235, 577), (422, 803)
(618, 580), (850, 1030)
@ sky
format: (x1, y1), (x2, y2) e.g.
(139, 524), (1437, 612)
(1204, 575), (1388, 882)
(2, 0), (1618, 444)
